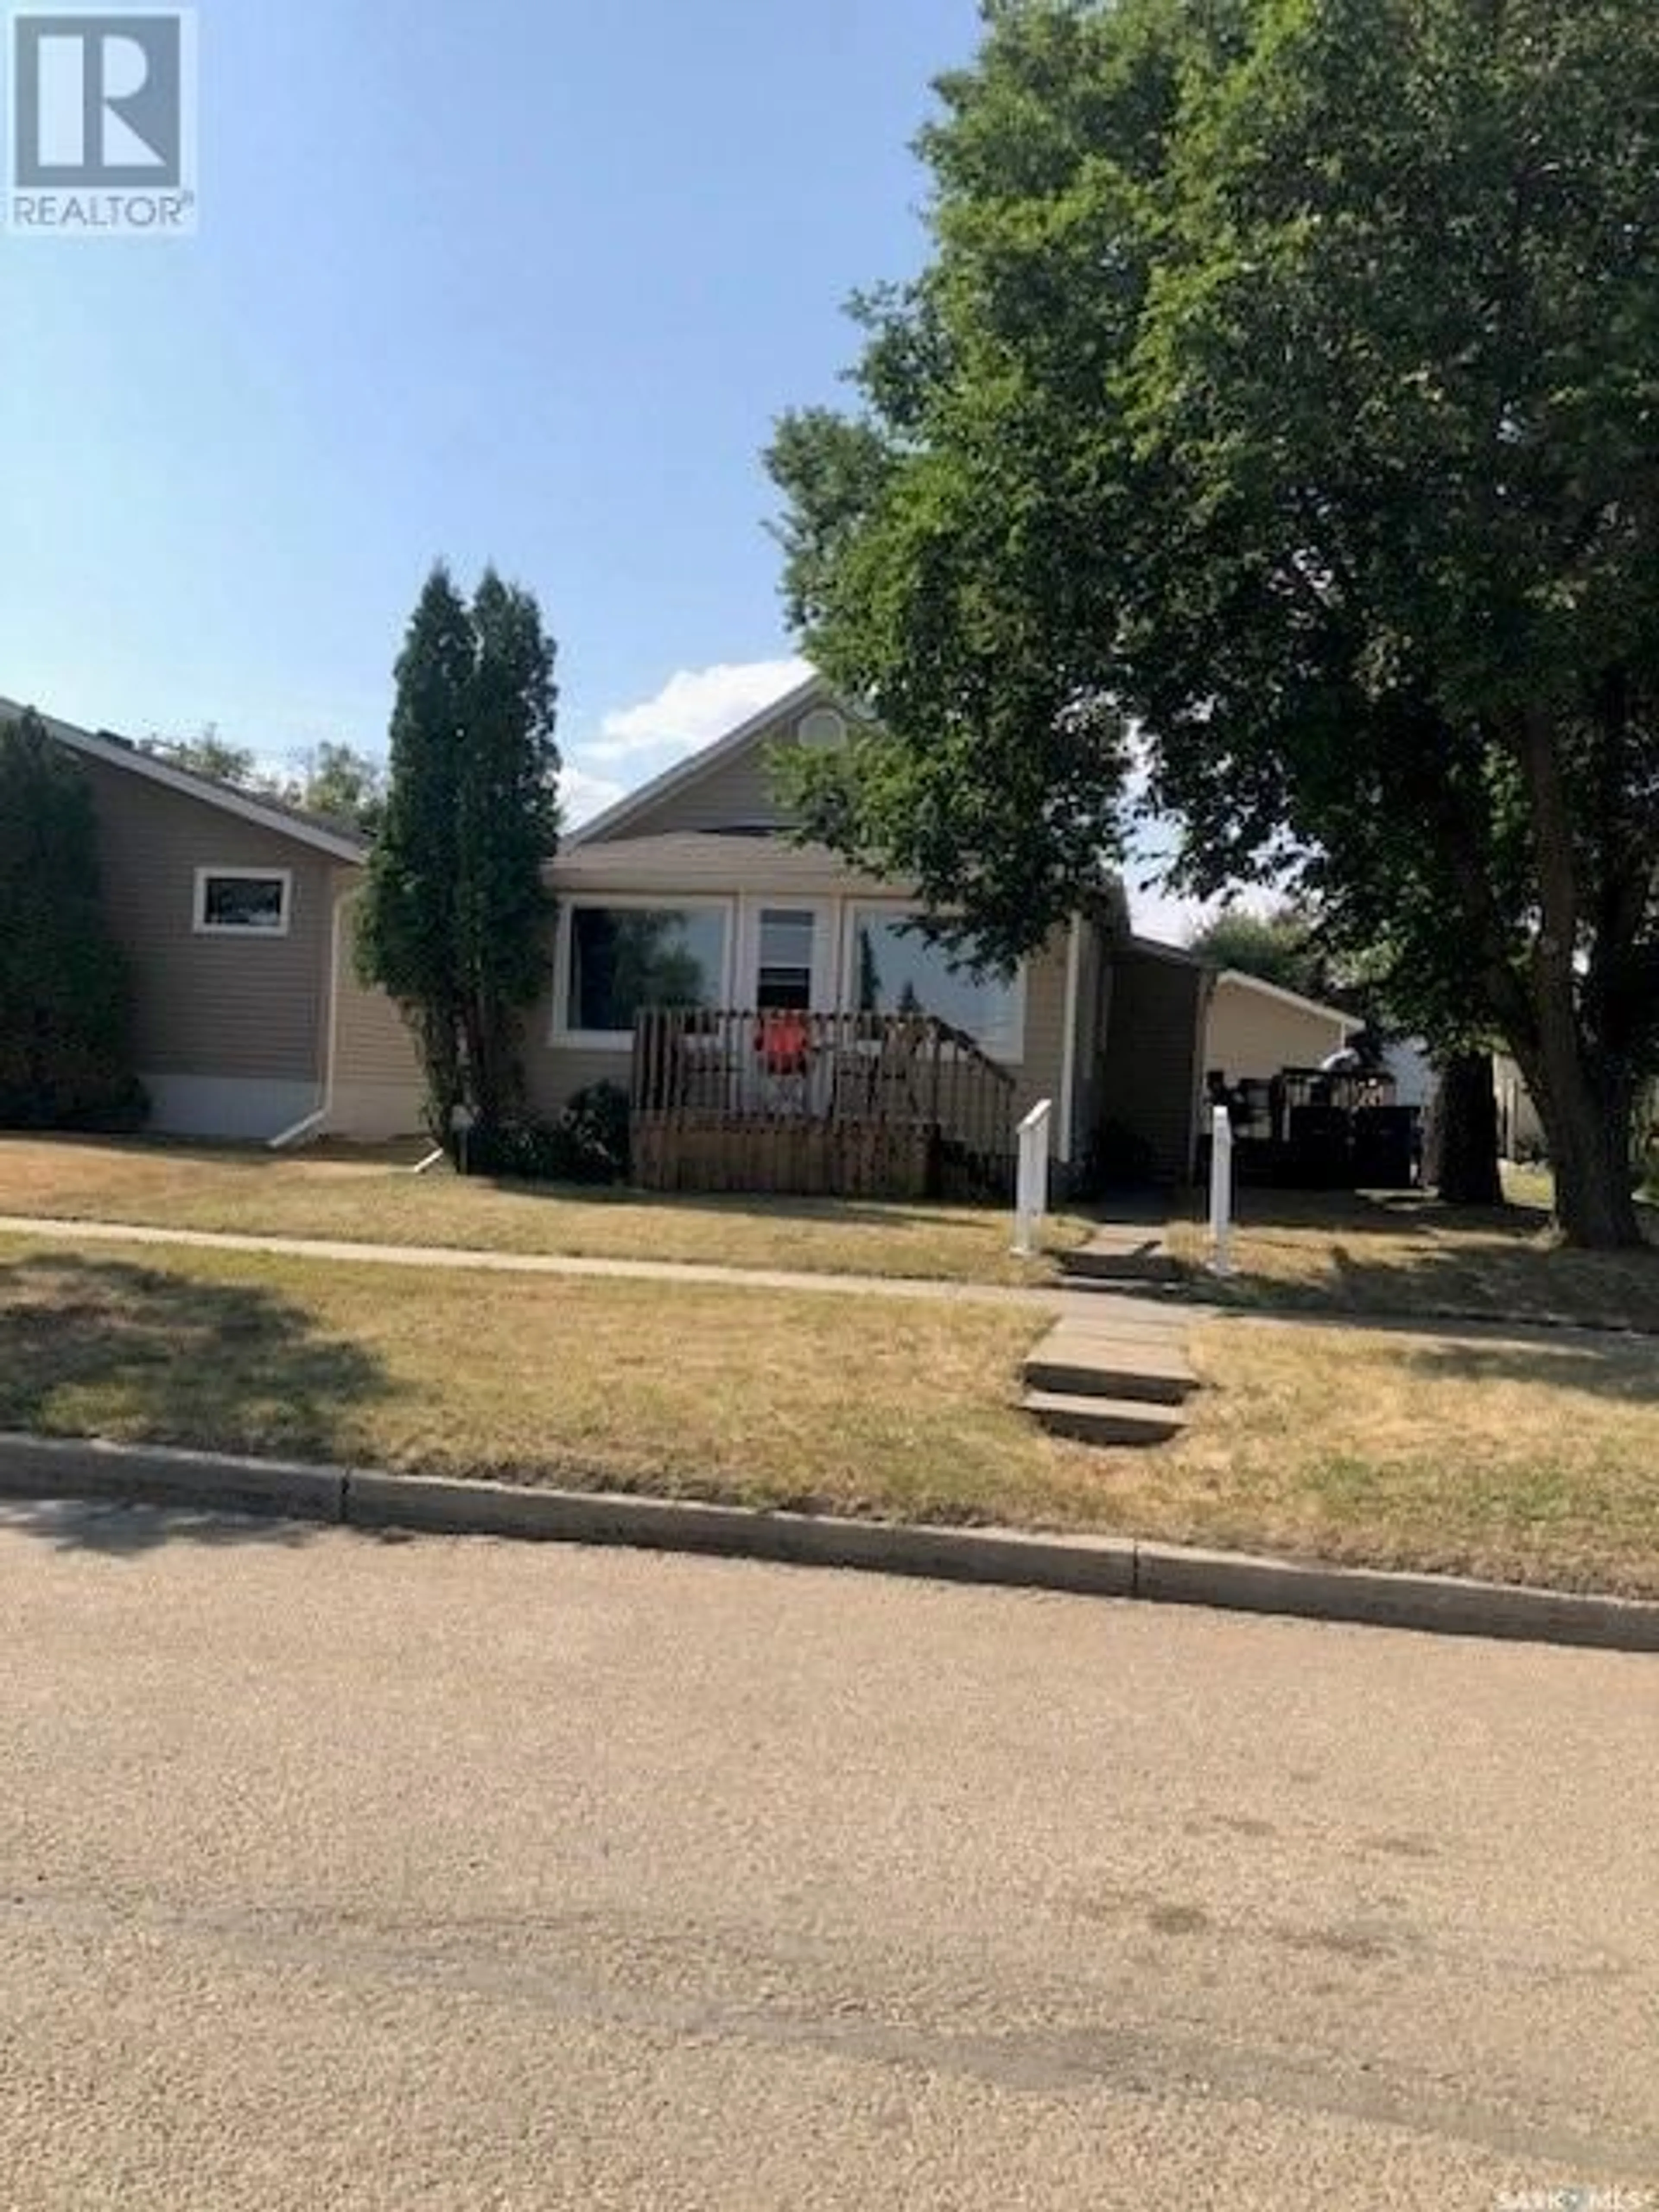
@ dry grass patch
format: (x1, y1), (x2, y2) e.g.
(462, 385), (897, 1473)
(1083, 1316), (1659, 1599)
(0, 1233), (1112, 1529)
(0, 1136), (1087, 1287)
(1167, 1186), (1659, 1335)
(2, 1231), (1653, 1596)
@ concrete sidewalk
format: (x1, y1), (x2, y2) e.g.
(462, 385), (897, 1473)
(0, 1211), (1066, 1309)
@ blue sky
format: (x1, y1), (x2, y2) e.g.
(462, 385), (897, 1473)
(3, 0), (1198, 932)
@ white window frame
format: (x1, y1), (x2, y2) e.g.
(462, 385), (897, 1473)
(735, 893), (841, 1014)
(841, 900), (1028, 1064)
(550, 893), (737, 1051)
(193, 866), (294, 939)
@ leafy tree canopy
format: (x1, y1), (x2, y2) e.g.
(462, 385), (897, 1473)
(1187, 906), (1338, 1007)
(289, 742), (388, 837)
(143, 726), (260, 789)
(769, 0), (1659, 1245)
(144, 727), (388, 838)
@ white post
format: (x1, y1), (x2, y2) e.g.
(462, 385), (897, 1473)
(1012, 1100), (1053, 1258)
(1208, 1103), (1236, 1276)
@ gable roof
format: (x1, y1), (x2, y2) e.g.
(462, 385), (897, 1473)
(1215, 967), (1357, 1031)
(569, 671), (833, 848)
(0, 696), (369, 863)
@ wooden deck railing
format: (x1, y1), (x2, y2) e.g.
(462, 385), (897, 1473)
(629, 1008), (1020, 1200)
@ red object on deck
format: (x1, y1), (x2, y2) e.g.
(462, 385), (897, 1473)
(755, 1012), (811, 1077)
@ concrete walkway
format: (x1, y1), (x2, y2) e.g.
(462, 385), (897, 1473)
(1017, 1214), (1203, 1446)
(1023, 1289), (1201, 1448)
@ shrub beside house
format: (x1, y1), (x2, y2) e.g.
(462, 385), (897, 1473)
(0, 709), (146, 1133)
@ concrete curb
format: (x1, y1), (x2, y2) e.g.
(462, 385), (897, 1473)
(1, 1433), (1655, 1653)
(0, 1432), (346, 1522)
(346, 1471), (1138, 1595)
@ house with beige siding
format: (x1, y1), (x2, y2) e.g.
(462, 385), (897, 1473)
(10, 698), (371, 1144)
(1203, 970), (1358, 1089)
(510, 674), (1211, 1191)
(16, 677), (1217, 1190)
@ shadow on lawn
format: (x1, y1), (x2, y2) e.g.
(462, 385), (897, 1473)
(1227, 1187), (1557, 1239)
(1402, 1335), (1659, 1408)
(1194, 1187), (1659, 1333)
(0, 1252), (389, 1552)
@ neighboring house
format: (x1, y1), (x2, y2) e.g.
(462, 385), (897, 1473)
(1494, 1054), (1546, 1161)
(6, 698), (372, 1144)
(1203, 970), (1358, 1087)
(13, 677), (1216, 1186)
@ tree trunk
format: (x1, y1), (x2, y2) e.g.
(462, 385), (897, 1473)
(1429, 1053), (1503, 1207)
(1507, 705), (1646, 1248)
(1530, 1051), (1643, 1249)
(1510, 1005), (1645, 1247)
(464, 995), (523, 1147)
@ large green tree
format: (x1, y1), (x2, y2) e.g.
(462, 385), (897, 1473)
(769, 0), (1659, 1248)
(142, 725), (261, 788)
(147, 727), (388, 838)
(0, 711), (146, 1132)
(291, 742), (388, 837)
(1187, 906), (1335, 1006)
(358, 564), (560, 1145)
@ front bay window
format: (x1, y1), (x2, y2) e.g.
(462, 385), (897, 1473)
(850, 907), (1023, 1062)
(564, 904), (728, 1037)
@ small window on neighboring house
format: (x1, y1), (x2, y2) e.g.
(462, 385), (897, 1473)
(194, 869), (292, 936)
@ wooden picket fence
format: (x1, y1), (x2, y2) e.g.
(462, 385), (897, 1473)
(629, 1008), (1019, 1200)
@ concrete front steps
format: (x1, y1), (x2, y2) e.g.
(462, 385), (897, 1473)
(1058, 1226), (1185, 1288)
(1021, 1297), (1201, 1451)
(1060, 1243), (1185, 1288)
(1023, 1389), (1192, 1449)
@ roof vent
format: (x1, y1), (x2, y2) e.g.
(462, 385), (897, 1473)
(796, 706), (847, 751)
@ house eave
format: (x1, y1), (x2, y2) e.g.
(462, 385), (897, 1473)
(566, 672), (832, 849)
(1215, 967), (1357, 1031)
(2, 696), (369, 864)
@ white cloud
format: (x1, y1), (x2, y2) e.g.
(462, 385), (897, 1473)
(560, 761), (626, 826)
(586, 658), (812, 764)
(1129, 882), (1210, 948)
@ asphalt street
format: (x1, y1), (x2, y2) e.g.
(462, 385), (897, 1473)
(1, 1499), (1655, 2208)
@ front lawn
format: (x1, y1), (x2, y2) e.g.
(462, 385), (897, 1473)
(0, 1135), (1090, 1287)
(1166, 1185), (1659, 1335)
(1144, 1316), (1659, 1600)
(0, 1233), (1081, 1527)
(2, 1231), (1656, 1598)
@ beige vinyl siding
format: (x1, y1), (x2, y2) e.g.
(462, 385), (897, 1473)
(606, 744), (791, 838)
(550, 836), (900, 901)
(1494, 1055), (1546, 1160)
(326, 882), (428, 1138)
(1067, 920), (1111, 1169)
(1205, 975), (1351, 1084)
(582, 693), (816, 844)
(527, 858), (1086, 1146)
(1096, 947), (1207, 1182)
(80, 752), (333, 1089)
(1009, 929), (1070, 1154)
